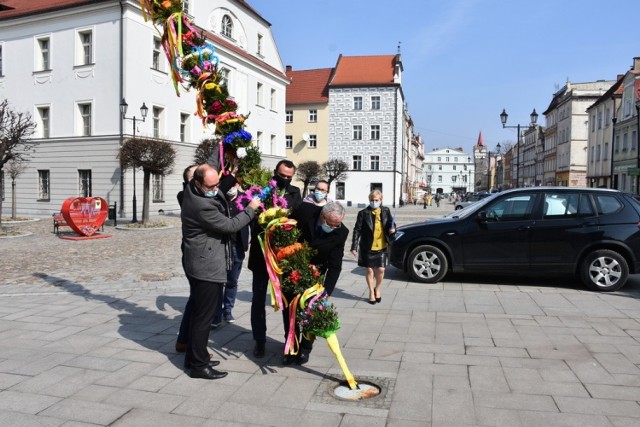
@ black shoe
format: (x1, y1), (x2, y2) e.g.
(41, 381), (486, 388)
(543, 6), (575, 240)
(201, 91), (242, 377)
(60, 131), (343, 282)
(189, 366), (228, 380)
(184, 359), (221, 369)
(282, 354), (296, 365)
(296, 351), (309, 365)
(253, 342), (265, 358)
(368, 300), (376, 305)
(376, 297), (381, 303)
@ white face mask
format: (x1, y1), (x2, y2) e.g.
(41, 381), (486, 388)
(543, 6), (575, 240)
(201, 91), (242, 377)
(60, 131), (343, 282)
(370, 202), (380, 209)
(226, 187), (238, 198)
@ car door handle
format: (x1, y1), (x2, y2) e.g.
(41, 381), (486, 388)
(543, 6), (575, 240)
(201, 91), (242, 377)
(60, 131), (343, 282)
(517, 226), (531, 231)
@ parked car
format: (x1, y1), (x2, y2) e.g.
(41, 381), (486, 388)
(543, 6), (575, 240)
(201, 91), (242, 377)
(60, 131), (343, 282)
(389, 187), (640, 292)
(454, 191), (491, 210)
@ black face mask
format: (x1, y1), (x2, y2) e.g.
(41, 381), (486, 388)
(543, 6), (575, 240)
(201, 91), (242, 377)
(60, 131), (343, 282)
(274, 175), (291, 190)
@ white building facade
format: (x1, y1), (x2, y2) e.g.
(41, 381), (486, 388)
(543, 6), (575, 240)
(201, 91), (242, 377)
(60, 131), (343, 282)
(0, 0), (288, 217)
(424, 148), (475, 194)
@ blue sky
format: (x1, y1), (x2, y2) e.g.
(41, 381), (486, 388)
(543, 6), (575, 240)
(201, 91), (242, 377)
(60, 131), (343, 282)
(250, 0), (640, 155)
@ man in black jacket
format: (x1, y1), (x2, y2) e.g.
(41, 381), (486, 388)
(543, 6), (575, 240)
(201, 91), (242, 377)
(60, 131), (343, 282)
(286, 201), (348, 364)
(249, 160), (302, 358)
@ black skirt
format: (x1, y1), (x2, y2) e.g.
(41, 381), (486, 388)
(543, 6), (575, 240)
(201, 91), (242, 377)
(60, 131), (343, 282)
(364, 250), (388, 268)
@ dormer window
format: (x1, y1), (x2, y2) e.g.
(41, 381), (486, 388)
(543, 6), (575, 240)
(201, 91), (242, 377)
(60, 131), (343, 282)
(221, 15), (233, 38)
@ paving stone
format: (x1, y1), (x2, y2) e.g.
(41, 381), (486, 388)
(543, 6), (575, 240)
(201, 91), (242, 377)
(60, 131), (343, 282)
(38, 398), (130, 425)
(554, 396), (640, 417)
(0, 390), (61, 414)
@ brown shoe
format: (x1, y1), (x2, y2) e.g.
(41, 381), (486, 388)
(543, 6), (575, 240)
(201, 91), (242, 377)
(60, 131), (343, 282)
(175, 342), (187, 352)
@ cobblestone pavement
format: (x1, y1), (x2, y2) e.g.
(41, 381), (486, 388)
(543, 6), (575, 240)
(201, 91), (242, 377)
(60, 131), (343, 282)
(1, 204), (640, 426)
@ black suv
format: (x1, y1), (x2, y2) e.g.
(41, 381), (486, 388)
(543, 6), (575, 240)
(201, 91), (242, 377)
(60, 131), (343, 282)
(389, 187), (640, 291)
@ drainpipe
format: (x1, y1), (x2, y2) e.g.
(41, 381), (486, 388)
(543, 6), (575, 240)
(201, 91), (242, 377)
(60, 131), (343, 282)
(118, 0), (125, 217)
(392, 87), (398, 208)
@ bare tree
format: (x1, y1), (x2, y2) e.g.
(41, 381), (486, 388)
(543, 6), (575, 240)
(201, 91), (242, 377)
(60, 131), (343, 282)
(118, 137), (176, 224)
(6, 159), (27, 219)
(0, 99), (37, 226)
(322, 158), (349, 187)
(193, 138), (219, 166)
(296, 160), (323, 195)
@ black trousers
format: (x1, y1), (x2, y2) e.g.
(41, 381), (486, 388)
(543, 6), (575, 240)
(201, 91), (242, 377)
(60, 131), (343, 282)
(251, 269), (270, 343)
(185, 276), (221, 369)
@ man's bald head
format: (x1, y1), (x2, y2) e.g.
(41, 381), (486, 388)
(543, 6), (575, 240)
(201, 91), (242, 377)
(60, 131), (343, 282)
(193, 164), (220, 195)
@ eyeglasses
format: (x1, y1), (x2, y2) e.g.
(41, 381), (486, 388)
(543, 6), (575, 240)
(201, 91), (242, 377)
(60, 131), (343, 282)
(315, 188), (328, 193)
(322, 215), (342, 229)
(201, 182), (219, 192)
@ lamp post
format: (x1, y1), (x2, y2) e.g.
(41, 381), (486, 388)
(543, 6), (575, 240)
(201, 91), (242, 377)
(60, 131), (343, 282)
(610, 114), (617, 189)
(500, 108), (538, 188)
(636, 100), (640, 194)
(119, 98), (148, 223)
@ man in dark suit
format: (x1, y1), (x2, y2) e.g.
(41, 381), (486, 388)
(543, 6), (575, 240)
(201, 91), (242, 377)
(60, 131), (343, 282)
(249, 160), (302, 358)
(286, 201), (349, 364)
(181, 164), (260, 379)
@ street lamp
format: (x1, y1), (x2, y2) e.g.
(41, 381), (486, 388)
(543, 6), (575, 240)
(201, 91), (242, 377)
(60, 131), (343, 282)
(120, 98), (148, 223)
(636, 99), (640, 194)
(500, 108), (538, 188)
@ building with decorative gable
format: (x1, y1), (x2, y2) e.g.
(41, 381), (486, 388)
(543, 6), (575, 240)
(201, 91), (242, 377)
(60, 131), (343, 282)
(327, 54), (409, 207)
(0, 0), (288, 217)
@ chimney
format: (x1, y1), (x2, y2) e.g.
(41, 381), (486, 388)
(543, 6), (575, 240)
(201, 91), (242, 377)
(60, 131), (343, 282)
(285, 65), (292, 72)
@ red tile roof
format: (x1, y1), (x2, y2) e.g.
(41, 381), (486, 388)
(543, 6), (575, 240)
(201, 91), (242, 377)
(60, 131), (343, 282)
(0, 0), (107, 21)
(330, 54), (398, 86)
(285, 68), (332, 105)
(0, 0), (287, 80)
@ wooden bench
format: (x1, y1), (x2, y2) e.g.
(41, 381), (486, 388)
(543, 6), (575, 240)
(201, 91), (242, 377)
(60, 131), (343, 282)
(52, 213), (69, 234)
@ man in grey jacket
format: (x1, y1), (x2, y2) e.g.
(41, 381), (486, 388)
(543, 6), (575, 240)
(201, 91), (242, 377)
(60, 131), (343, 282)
(181, 164), (260, 379)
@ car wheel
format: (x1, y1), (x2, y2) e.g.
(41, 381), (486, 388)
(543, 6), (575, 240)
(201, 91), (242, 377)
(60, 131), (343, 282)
(455, 205), (463, 210)
(580, 249), (629, 292)
(407, 245), (448, 283)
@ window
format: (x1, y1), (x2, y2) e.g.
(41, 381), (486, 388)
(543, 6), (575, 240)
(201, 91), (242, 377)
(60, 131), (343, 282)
(308, 109), (317, 122)
(152, 37), (162, 70)
(37, 37), (50, 71)
(623, 133), (628, 152)
(591, 114), (596, 132)
(597, 111), (602, 129)
(486, 194), (535, 221)
(78, 103), (92, 136)
(256, 131), (262, 149)
(153, 106), (163, 138)
(221, 15), (233, 38)
(595, 195), (622, 215)
(371, 96), (380, 110)
(78, 170), (92, 197)
(152, 174), (164, 202)
(437, 175), (442, 183)
(370, 155), (380, 171)
(353, 125), (362, 140)
(183, 0), (189, 14)
(257, 33), (263, 55)
(270, 88), (276, 110)
(308, 134), (317, 149)
(542, 193), (593, 218)
(256, 82), (263, 106)
(335, 182), (345, 199)
(37, 106), (50, 138)
(77, 30), (92, 65)
(353, 155), (362, 170)
(370, 125), (380, 140)
(180, 113), (190, 142)
(0, 44), (4, 76)
(633, 130), (637, 152)
(353, 96), (362, 110)
(286, 110), (293, 123)
(285, 135), (292, 149)
(270, 134), (276, 154)
(38, 170), (50, 200)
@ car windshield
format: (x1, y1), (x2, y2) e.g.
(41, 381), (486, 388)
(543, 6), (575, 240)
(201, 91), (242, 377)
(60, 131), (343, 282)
(447, 192), (499, 218)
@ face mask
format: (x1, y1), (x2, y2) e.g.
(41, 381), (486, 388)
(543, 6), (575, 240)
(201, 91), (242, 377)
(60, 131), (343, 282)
(370, 202), (380, 209)
(226, 187), (238, 198)
(314, 190), (326, 201)
(274, 175), (291, 190)
(320, 223), (334, 233)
